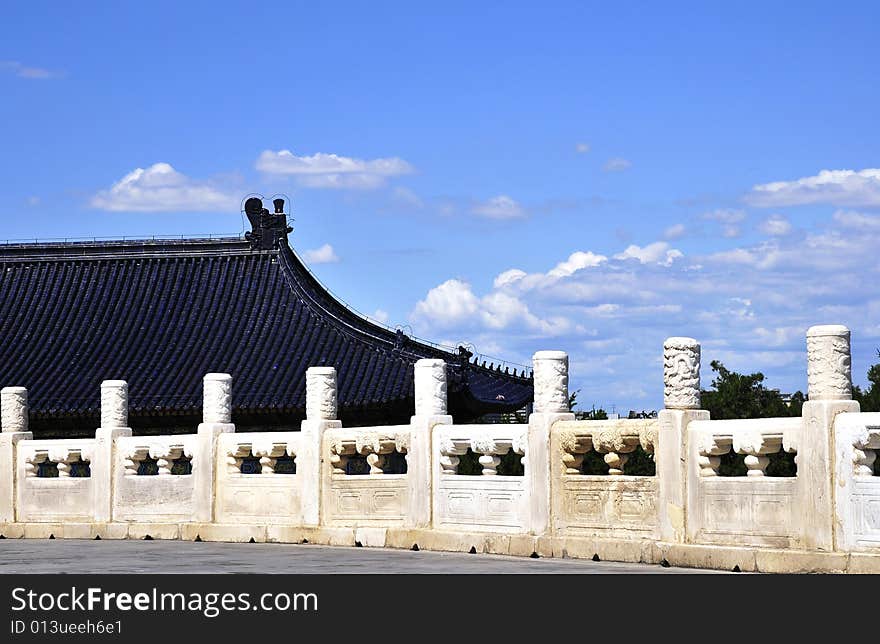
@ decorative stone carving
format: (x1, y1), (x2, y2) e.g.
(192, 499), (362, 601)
(533, 351), (569, 413)
(100, 380), (128, 429)
(663, 337), (701, 410)
(203, 373), (233, 424)
(556, 420), (657, 476)
(23, 445), (92, 478)
(414, 359), (447, 416)
(123, 440), (194, 476)
(851, 426), (880, 477)
(807, 325), (852, 401)
(592, 427), (640, 475)
(328, 429), (407, 475)
(306, 367), (337, 421)
(1, 386), (28, 433)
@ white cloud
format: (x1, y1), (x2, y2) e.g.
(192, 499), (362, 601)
(614, 242), (683, 266)
(302, 244), (340, 264)
(664, 223), (686, 240)
(371, 309), (390, 324)
(26, 196), (40, 207)
(703, 208), (747, 224)
(745, 168), (880, 208)
(548, 251), (607, 277)
(575, 143), (590, 154)
(407, 207), (880, 413)
(759, 214), (793, 236)
(255, 150), (413, 189)
(0, 61), (55, 79)
(702, 208), (746, 237)
(90, 163), (237, 212)
(603, 157), (632, 172)
(411, 279), (568, 335)
(833, 209), (880, 230)
(391, 187), (424, 209)
(493, 269), (528, 289)
(411, 279), (480, 326)
(472, 195), (526, 219)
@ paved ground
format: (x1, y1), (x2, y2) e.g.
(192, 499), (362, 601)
(0, 539), (720, 573)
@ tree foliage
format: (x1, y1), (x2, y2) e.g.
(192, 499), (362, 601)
(700, 360), (802, 420)
(853, 353), (880, 412)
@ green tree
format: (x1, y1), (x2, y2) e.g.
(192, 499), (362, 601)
(568, 389), (579, 412)
(700, 360), (800, 420)
(853, 352), (880, 412)
(701, 360), (801, 476)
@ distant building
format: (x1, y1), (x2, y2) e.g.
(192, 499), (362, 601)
(0, 198), (533, 437)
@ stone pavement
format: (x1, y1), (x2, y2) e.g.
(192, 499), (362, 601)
(0, 539), (720, 573)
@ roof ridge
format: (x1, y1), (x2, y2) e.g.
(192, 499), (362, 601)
(0, 236), (260, 262)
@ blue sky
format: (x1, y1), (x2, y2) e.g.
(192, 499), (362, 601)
(3, 1), (880, 413)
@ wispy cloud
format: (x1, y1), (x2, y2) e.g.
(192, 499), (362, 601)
(663, 223), (686, 240)
(575, 142), (590, 154)
(471, 195), (526, 219)
(603, 157), (632, 172)
(302, 243), (340, 264)
(759, 214), (792, 236)
(833, 209), (880, 230)
(90, 163), (238, 212)
(0, 61), (56, 79)
(256, 150), (413, 189)
(745, 168), (880, 208)
(702, 208), (747, 238)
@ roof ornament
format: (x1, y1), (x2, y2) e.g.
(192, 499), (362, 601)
(393, 328), (408, 354)
(243, 196), (293, 250)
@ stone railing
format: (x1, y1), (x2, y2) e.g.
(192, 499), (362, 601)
(833, 412), (880, 552)
(551, 419), (659, 540)
(214, 431), (303, 526)
(16, 438), (96, 523)
(321, 426), (412, 527)
(3, 325), (880, 572)
(433, 424), (529, 533)
(686, 417), (801, 548)
(113, 434), (198, 524)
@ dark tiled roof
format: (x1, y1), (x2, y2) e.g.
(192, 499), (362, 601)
(0, 231), (533, 427)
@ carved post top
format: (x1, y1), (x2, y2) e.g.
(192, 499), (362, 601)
(204, 372), (233, 384)
(532, 350), (569, 414)
(1, 386), (28, 433)
(306, 366), (337, 376)
(415, 358), (445, 370)
(203, 372), (233, 424)
(533, 350), (568, 362)
(663, 336), (701, 410)
(807, 324), (850, 338)
(100, 379), (128, 429)
(306, 366), (337, 421)
(414, 359), (447, 417)
(663, 336), (699, 351)
(806, 324), (852, 401)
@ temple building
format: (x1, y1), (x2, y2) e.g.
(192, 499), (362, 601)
(0, 198), (533, 437)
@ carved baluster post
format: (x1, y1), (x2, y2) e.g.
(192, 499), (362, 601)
(415, 359), (452, 528)
(303, 367), (341, 527)
(802, 325), (858, 551)
(93, 380), (132, 523)
(0, 387), (33, 523)
(194, 373), (235, 524)
(661, 337), (710, 543)
(529, 351), (574, 535)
